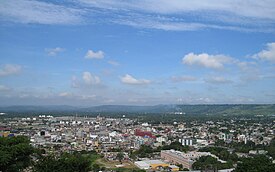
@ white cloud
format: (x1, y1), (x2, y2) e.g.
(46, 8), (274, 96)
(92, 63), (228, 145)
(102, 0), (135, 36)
(252, 42), (275, 62)
(121, 74), (151, 85)
(45, 47), (64, 56)
(182, 53), (232, 69)
(79, 0), (275, 20)
(79, 0), (275, 32)
(107, 60), (120, 66)
(82, 72), (101, 85)
(104, 99), (115, 103)
(80, 95), (96, 100)
(0, 85), (11, 92)
(204, 76), (232, 84)
(197, 97), (212, 103)
(59, 92), (72, 97)
(237, 61), (257, 71)
(85, 50), (104, 59)
(114, 17), (207, 31)
(113, 15), (269, 32)
(0, 0), (84, 25)
(0, 64), (22, 77)
(1, 0), (274, 32)
(71, 75), (79, 88)
(171, 75), (197, 82)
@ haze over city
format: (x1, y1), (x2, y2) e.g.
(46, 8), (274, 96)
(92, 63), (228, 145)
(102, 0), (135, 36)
(1, 0), (275, 106)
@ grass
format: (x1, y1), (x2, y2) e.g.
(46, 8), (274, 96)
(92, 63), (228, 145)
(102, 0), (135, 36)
(96, 158), (136, 169)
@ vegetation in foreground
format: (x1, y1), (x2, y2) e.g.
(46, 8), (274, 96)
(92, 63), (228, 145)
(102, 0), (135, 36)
(0, 136), (34, 172)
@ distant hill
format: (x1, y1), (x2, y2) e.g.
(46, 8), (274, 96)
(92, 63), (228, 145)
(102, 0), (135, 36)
(0, 105), (79, 113)
(0, 104), (275, 116)
(176, 104), (275, 116)
(80, 104), (177, 113)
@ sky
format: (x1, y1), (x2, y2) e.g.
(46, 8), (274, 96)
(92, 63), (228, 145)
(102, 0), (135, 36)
(0, 0), (275, 106)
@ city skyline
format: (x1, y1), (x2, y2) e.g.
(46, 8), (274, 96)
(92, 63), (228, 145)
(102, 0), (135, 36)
(1, 0), (275, 105)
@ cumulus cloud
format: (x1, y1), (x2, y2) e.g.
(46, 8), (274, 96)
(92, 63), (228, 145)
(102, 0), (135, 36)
(171, 75), (197, 82)
(80, 95), (96, 100)
(71, 75), (79, 88)
(182, 53), (232, 69)
(107, 60), (120, 66)
(121, 74), (151, 85)
(252, 42), (275, 62)
(0, 64), (22, 77)
(237, 61), (257, 71)
(59, 92), (72, 97)
(85, 50), (104, 59)
(204, 76), (232, 84)
(82, 72), (101, 85)
(197, 97), (212, 103)
(45, 47), (64, 56)
(0, 85), (11, 92)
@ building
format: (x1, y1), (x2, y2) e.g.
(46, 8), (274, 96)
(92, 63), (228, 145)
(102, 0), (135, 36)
(135, 160), (169, 170)
(179, 138), (195, 146)
(161, 150), (194, 169)
(135, 129), (156, 139)
(156, 136), (166, 143)
(161, 150), (225, 169)
(169, 165), (180, 171)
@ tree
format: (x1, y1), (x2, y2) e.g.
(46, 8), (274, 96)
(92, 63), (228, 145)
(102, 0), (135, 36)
(132, 145), (154, 158)
(116, 152), (124, 163)
(34, 153), (92, 172)
(234, 155), (275, 172)
(0, 136), (34, 172)
(92, 163), (100, 171)
(192, 155), (233, 171)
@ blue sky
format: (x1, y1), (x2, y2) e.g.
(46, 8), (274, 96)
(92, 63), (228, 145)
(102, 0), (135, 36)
(0, 0), (275, 106)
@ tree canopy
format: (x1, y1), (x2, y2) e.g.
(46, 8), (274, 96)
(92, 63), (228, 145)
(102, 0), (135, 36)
(33, 153), (95, 172)
(192, 155), (233, 171)
(0, 136), (34, 172)
(234, 155), (275, 172)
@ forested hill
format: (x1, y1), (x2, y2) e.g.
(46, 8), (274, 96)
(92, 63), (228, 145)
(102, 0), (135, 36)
(176, 104), (275, 116)
(0, 104), (275, 116)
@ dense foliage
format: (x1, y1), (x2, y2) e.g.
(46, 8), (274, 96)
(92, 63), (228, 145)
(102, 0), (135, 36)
(199, 147), (238, 162)
(192, 156), (233, 170)
(266, 138), (275, 158)
(130, 145), (155, 158)
(158, 141), (190, 152)
(34, 152), (98, 172)
(0, 136), (34, 172)
(234, 155), (275, 172)
(0, 136), (101, 172)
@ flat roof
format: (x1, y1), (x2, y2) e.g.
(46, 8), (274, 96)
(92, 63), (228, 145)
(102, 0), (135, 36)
(135, 159), (167, 165)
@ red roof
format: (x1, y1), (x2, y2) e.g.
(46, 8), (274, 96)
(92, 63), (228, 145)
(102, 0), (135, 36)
(0, 127), (11, 131)
(135, 129), (156, 139)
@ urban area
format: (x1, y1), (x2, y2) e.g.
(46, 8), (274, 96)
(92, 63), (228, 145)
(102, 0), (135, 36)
(1, 112), (275, 172)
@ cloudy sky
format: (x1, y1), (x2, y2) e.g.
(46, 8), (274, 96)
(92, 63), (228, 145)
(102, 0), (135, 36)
(0, 0), (275, 106)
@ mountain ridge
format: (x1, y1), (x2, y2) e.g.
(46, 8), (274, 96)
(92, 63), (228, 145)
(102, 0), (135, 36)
(0, 104), (275, 116)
